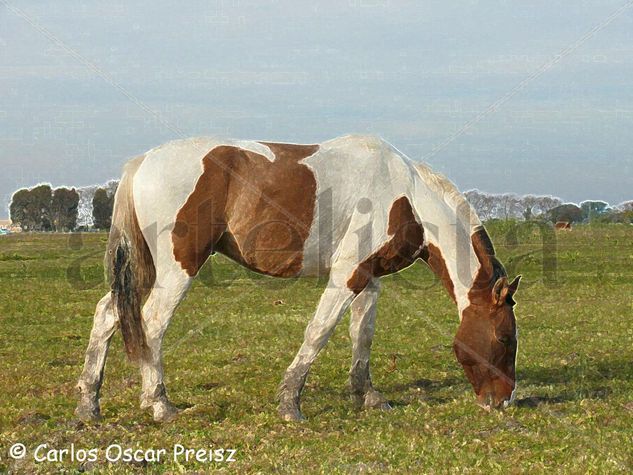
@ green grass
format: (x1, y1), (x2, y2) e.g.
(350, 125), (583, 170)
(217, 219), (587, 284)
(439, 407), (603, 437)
(0, 224), (632, 473)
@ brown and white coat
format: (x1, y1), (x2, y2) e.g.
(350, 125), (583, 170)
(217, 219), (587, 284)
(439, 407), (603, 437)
(77, 134), (520, 422)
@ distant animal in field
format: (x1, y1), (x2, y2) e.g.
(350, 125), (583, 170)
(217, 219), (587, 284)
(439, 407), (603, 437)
(555, 221), (572, 231)
(76, 135), (521, 422)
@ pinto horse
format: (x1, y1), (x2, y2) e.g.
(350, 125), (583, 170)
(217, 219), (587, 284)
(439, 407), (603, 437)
(76, 135), (520, 422)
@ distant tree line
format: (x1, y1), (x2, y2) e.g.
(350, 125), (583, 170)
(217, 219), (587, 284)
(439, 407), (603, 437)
(6, 181), (632, 232)
(465, 190), (633, 224)
(9, 181), (119, 232)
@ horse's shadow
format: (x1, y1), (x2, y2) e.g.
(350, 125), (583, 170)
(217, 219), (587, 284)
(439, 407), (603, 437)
(387, 377), (463, 407)
(387, 357), (632, 408)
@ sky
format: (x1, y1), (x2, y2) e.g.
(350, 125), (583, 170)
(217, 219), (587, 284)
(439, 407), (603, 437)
(1, 0), (632, 218)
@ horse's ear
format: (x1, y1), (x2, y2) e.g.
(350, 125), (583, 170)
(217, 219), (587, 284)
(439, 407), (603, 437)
(492, 277), (509, 306)
(508, 275), (521, 296)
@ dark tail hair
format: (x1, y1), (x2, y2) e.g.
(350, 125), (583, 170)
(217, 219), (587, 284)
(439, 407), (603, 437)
(106, 155), (156, 362)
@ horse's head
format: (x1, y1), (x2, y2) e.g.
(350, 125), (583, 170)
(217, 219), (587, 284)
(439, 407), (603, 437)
(454, 275), (521, 410)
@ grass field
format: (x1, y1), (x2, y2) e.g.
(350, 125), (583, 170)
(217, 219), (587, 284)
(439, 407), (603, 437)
(0, 223), (632, 473)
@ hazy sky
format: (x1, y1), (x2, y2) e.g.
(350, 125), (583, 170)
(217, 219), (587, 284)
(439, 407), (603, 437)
(1, 0), (632, 218)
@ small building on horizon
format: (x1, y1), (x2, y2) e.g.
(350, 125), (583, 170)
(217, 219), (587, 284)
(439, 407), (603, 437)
(0, 219), (22, 234)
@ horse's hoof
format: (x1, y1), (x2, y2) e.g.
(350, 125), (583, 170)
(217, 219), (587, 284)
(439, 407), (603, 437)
(75, 403), (101, 422)
(152, 401), (181, 422)
(364, 389), (391, 411)
(350, 393), (365, 409)
(371, 401), (392, 411)
(279, 407), (306, 422)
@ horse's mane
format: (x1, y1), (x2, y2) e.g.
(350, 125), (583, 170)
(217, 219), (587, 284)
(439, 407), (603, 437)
(413, 162), (481, 229)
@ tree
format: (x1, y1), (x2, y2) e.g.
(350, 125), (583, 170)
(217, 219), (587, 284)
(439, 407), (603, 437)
(596, 209), (632, 224)
(51, 187), (80, 231)
(9, 188), (31, 230)
(68, 181), (119, 230)
(76, 185), (98, 229)
(494, 193), (522, 221)
(580, 200), (609, 222)
(465, 190), (563, 222)
(519, 195), (539, 220)
(519, 195), (563, 220)
(536, 196), (563, 217)
(9, 184), (52, 231)
(617, 201), (633, 212)
(596, 201), (633, 224)
(104, 180), (119, 197)
(464, 190), (495, 220)
(30, 184), (53, 231)
(92, 187), (115, 230)
(548, 203), (583, 224)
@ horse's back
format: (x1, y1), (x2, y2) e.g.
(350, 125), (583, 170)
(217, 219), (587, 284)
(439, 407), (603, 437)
(129, 135), (416, 278)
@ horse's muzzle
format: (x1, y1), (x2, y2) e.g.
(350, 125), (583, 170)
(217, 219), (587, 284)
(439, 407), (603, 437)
(477, 393), (512, 411)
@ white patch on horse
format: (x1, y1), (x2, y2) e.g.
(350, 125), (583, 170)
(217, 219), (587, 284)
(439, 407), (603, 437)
(411, 161), (482, 316)
(301, 135), (416, 277)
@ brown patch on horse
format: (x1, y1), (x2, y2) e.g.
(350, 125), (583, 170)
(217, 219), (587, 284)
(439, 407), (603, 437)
(172, 147), (233, 276)
(468, 227), (507, 301)
(172, 143), (319, 277)
(346, 196), (424, 293)
(555, 221), (572, 230)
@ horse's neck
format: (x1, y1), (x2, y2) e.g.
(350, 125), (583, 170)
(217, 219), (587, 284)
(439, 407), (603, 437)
(410, 169), (481, 316)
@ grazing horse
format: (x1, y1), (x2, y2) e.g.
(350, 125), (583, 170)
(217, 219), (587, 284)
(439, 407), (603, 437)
(76, 135), (521, 422)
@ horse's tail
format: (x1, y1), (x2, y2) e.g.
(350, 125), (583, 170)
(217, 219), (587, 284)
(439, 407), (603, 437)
(106, 155), (156, 362)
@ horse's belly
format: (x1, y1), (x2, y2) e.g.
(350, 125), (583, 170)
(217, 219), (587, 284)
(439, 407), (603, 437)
(214, 217), (336, 278)
(215, 226), (324, 278)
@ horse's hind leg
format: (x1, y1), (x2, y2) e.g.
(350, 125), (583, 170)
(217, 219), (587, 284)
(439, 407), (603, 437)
(138, 266), (192, 422)
(76, 293), (117, 421)
(348, 279), (390, 410)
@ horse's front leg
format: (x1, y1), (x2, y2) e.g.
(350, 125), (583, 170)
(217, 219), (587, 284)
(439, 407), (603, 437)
(76, 293), (117, 421)
(348, 279), (390, 410)
(278, 273), (355, 421)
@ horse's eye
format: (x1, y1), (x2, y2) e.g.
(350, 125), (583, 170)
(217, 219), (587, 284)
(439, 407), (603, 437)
(496, 335), (513, 346)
